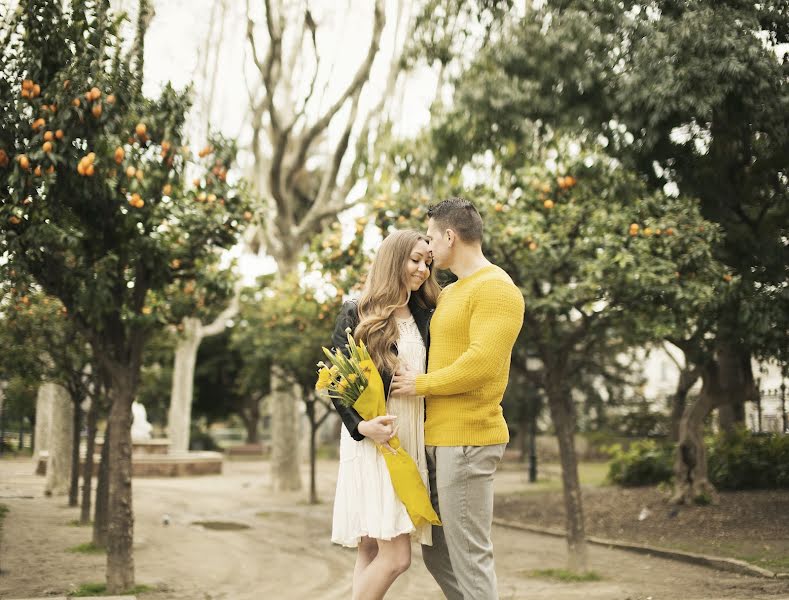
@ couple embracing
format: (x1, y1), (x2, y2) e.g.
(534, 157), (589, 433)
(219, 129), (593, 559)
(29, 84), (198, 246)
(329, 197), (524, 600)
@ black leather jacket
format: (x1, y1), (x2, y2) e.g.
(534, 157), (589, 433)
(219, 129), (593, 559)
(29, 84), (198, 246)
(330, 296), (433, 441)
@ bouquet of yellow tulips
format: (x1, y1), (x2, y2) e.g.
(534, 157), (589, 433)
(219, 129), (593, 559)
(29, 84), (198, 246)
(316, 327), (441, 529)
(316, 328), (372, 408)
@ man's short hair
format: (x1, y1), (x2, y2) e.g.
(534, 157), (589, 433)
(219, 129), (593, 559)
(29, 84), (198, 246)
(427, 197), (483, 243)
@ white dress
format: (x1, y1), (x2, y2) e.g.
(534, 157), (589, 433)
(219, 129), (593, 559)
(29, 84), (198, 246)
(331, 314), (432, 547)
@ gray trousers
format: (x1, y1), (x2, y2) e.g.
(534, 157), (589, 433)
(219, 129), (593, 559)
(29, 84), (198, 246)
(421, 444), (506, 600)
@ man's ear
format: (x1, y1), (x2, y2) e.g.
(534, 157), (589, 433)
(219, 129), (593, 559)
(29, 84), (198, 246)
(445, 228), (455, 247)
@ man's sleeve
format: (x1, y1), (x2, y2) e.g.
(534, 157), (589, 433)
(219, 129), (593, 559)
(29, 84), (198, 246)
(415, 281), (524, 397)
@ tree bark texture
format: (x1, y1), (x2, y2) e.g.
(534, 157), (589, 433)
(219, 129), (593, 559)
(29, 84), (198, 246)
(545, 373), (588, 572)
(44, 383), (74, 497)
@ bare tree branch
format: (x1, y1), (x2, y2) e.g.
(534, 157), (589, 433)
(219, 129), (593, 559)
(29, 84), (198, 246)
(200, 283), (242, 338)
(284, 0), (385, 192)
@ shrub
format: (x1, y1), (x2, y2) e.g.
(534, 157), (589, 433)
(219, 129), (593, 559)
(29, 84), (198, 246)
(707, 428), (789, 490)
(606, 439), (674, 486)
(606, 429), (789, 490)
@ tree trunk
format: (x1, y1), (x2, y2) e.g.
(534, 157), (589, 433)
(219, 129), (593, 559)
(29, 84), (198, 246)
(105, 373), (136, 593)
(670, 365), (699, 443)
(240, 397), (261, 444)
(33, 384), (53, 468)
(44, 384), (74, 497)
(81, 397), (99, 524)
(545, 373), (587, 572)
(716, 341), (753, 432)
(671, 361), (719, 505)
(93, 421), (110, 548)
(269, 370), (302, 491)
(167, 318), (202, 453)
(307, 400), (318, 505)
(69, 397), (83, 507)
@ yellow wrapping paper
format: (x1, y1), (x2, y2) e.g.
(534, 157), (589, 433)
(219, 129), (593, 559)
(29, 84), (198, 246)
(355, 359), (441, 529)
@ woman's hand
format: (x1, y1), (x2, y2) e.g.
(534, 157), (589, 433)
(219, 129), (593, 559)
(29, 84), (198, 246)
(357, 415), (398, 454)
(390, 367), (417, 397)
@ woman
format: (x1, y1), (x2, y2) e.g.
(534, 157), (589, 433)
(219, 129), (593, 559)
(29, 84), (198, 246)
(330, 229), (440, 600)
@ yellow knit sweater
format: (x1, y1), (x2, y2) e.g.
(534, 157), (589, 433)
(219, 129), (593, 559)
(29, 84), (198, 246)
(415, 264), (524, 446)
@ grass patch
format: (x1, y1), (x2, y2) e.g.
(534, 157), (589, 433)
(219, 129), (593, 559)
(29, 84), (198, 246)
(71, 582), (153, 596)
(0, 504), (8, 524)
(67, 542), (105, 554)
(525, 568), (602, 583)
(514, 462), (610, 494)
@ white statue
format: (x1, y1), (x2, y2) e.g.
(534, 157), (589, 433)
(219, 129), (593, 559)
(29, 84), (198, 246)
(131, 401), (153, 440)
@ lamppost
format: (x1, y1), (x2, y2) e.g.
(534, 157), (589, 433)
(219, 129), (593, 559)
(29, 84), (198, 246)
(781, 362), (787, 434)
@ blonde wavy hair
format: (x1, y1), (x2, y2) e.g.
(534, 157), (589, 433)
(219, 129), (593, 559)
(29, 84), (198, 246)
(355, 229), (440, 374)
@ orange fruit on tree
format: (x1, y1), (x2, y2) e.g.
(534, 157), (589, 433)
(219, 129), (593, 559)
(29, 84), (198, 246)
(32, 84), (41, 97)
(46, 165), (55, 174)
(643, 227), (653, 236)
(543, 199), (554, 209)
(0, 149), (8, 168)
(198, 145), (213, 158)
(77, 162), (86, 176)
(135, 122), (147, 137)
(161, 140), (171, 154)
(42, 141), (53, 153)
(91, 103), (102, 118)
(170, 259), (181, 269)
(106, 94), (116, 105)
(528, 241), (538, 251)
(71, 98), (80, 107)
(125, 165), (136, 178)
(723, 274), (733, 282)
(43, 131), (54, 142)
(162, 184), (173, 196)
(494, 202), (504, 212)
(86, 152), (96, 163)
(89, 86), (101, 100)
(32, 118), (45, 131)
(135, 169), (144, 182)
(21, 89), (30, 99)
(85, 163), (95, 176)
(8, 215), (21, 225)
(22, 79), (33, 90)
(34, 165), (42, 176)
(665, 227), (674, 236)
(114, 147), (125, 164)
(18, 155), (30, 170)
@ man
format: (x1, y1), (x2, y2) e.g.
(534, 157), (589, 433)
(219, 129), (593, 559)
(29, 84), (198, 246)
(390, 197), (524, 600)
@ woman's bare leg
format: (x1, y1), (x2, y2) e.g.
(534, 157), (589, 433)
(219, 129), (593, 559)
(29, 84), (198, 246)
(352, 534), (411, 600)
(353, 536), (379, 592)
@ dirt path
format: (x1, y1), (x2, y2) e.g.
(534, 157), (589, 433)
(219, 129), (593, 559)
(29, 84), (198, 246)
(2, 456), (789, 600)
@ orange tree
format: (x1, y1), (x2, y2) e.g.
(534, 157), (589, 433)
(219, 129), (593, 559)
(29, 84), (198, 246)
(360, 129), (724, 570)
(0, 2), (247, 591)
